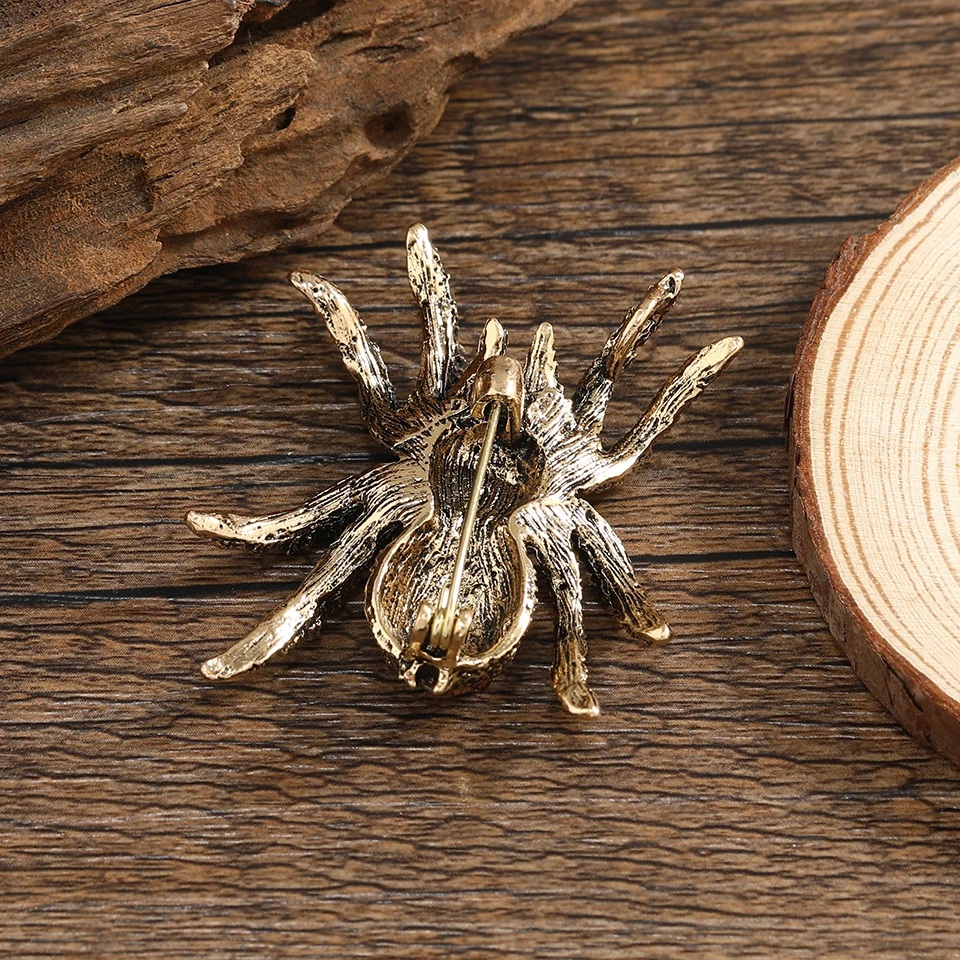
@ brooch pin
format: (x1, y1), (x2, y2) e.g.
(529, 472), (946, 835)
(186, 224), (742, 715)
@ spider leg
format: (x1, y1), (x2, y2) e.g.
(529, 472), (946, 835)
(200, 469), (431, 679)
(524, 322), (558, 394)
(516, 500), (600, 717)
(568, 497), (670, 644)
(521, 322), (582, 457)
(585, 335), (744, 490)
(289, 271), (403, 445)
(476, 316), (507, 361)
(406, 223), (466, 400)
(185, 462), (405, 552)
(453, 317), (507, 392)
(572, 271), (683, 433)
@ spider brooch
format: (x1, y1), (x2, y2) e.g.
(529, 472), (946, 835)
(186, 224), (742, 715)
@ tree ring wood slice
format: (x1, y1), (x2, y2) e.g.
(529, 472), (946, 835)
(790, 155), (960, 764)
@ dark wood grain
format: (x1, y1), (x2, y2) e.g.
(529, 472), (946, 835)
(4, 1), (960, 956)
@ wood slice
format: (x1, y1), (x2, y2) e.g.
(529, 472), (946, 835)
(790, 155), (960, 764)
(0, 0), (576, 358)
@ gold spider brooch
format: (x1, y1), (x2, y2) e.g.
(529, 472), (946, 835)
(186, 224), (742, 715)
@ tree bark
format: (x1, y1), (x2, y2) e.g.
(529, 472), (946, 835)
(0, 0), (577, 357)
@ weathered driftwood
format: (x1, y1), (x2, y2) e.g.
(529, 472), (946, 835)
(790, 155), (960, 766)
(0, 0), (576, 357)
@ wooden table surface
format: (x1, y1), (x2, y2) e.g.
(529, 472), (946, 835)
(4, 1), (960, 956)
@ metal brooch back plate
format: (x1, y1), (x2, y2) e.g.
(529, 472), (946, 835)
(185, 224), (743, 716)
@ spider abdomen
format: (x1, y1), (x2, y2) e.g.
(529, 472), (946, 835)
(366, 419), (543, 695)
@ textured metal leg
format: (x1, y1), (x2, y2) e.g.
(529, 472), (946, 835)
(524, 322), (558, 394)
(185, 462), (404, 552)
(406, 222), (464, 399)
(289, 271), (402, 445)
(572, 271), (683, 433)
(569, 497), (670, 644)
(455, 317), (507, 389)
(200, 465), (430, 679)
(589, 335), (745, 488)
(516, 500), (599, 717)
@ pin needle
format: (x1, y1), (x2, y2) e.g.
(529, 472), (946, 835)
(433, 398), (503, 648)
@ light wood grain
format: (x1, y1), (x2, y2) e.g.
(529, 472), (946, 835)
(4, 1), (960, 957)
(791, 156), (960, 765)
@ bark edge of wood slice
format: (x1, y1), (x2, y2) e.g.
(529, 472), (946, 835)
(789, 154), (960, 764)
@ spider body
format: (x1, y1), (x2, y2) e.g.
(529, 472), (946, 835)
(186, 224), (742, 715)
(370, 406), (542, 697)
